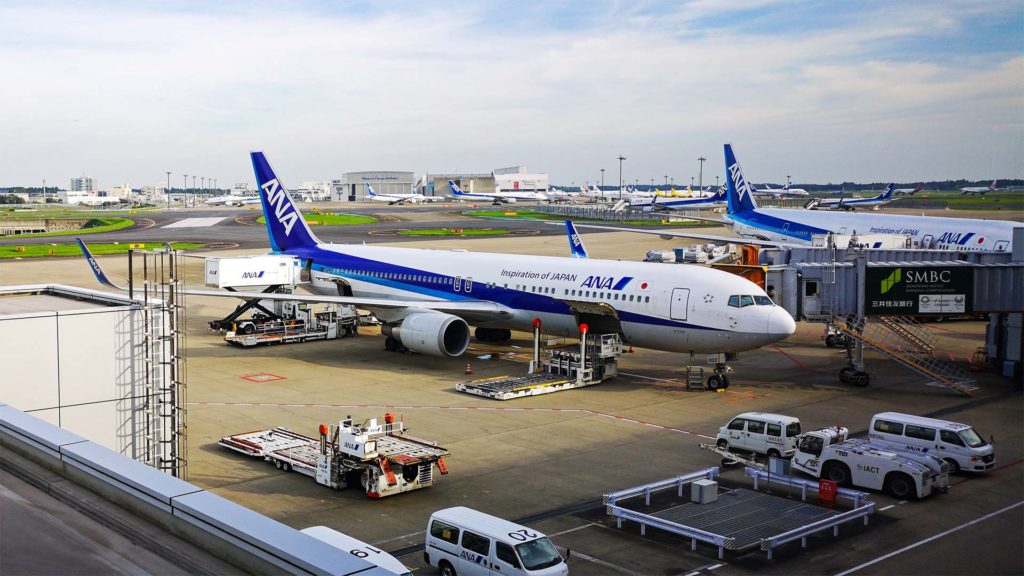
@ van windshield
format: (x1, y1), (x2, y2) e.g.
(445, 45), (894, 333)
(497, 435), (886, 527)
(515, 537), (562, 571)
(959, 428), (987, 448)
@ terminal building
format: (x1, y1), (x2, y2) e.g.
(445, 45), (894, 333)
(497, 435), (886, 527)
(331, 166), (549, 201)
(331, 171), (416, 201)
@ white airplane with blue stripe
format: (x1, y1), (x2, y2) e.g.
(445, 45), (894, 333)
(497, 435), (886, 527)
(448, 180), (548, 203)
(718, 144), (1018, 251)
(809, 183), (895, 211)
(115, 152), (790, 361)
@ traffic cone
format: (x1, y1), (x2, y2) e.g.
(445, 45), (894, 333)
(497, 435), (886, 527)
(465, 362), (472, 375)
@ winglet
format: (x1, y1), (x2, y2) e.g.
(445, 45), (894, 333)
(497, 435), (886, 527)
(565, 220), (588, 258)
(76, 238), (128, 289)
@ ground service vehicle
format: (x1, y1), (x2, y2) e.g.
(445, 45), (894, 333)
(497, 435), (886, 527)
(426, 507), (568, 576)
(716, 412), (802, 458)
(791, 427), (949, 499)
(869, 412), (995, 473)
(301, 526), (412, 575)
(219, 414), (449, 498)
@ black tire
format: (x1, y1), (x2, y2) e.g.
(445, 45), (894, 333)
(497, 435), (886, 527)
(242, 323), (256, 335)
(274, 459), (282, 469)
(707, 375), (722, 391)
(720, 375), (730, 389)
(385, 336), (398, 352)
(824, 461), (851, 485)
(886, 473), (916, 499)
(838, 367), (853, 383)
(825, 334), (836, 348)
(853, 372), (870, 387)
(439, 560), (457, 576)
(767, 449), (781, 460)
(282, 462), (291, 472)
(717, 439), (729, 451)
(944, 458), (961, 475)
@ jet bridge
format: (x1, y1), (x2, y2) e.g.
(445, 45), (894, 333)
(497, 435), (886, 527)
(759, 232), (1024, 388)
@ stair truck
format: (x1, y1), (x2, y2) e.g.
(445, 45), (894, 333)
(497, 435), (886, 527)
(219, 414), (450, 498)
(791, 426), (949, 499)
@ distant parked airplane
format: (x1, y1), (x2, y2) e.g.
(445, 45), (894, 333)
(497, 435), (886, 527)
(893, 184), (923, 196)
(809, 184), (895, 211)
(366, 183), (427, 204)
(448, 180), (548, 203)
(960, 180), (999, 195)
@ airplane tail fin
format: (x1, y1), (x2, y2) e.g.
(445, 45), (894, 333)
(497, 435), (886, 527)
(880, 183), (894, 200)
(448, 180), (466, 196)
(724, 144), (759, 213)
(76, 238), (128, 290)
(366, 183), (377, 197)
(991, 180), (998, 190)
(565, 220), (588, 258)
(250, 152), (320, 252)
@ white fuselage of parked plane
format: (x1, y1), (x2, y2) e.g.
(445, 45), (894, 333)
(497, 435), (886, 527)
(296, 243), (793, 354)
(730, 207), (1017, 251)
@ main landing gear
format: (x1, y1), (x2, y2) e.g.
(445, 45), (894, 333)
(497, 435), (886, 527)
(384, 336), (407, 353)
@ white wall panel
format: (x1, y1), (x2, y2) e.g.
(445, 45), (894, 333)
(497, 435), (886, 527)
(0, 315), (59, 411)
(57, 311), (120, 405)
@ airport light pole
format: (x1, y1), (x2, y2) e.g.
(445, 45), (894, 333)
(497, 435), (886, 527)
(690, 176), (694, 188)
(716, 175), (720, 188)
(191, 175), (196, 207)
(617, 156), (626, 200)
(664, 175), (668, 186)
(698, 156), (706, 190)
(166, 171), (171, 209)
(183, 174), (187, 207)
(600, 168), (605, 189)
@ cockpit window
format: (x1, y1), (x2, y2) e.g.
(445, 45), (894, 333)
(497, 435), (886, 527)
(753, 295), (773, 305)
(728, 295), (740, 307)
(740, 295), (754, 307)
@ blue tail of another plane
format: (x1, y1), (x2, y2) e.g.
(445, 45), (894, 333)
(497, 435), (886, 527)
(724, 144), (759, 214)
(565, 220), (588, 258)
(448, 180), (466, 196)
(366, 183), (377, 197)
(250, 152), (319, 252)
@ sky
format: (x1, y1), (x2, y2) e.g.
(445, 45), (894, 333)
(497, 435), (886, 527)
(0, 0), (1021, 190)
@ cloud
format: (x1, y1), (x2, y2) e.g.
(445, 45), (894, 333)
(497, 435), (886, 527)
(0, 1), (1020, 187)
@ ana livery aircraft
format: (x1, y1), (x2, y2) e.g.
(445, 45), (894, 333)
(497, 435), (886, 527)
(81, 152), (796, 390)
(753, 182), (809, 198)
(572, 145), (1020, 253)
(366, 183), (426, 204)
(641, 186), (726, 212)
(448, 180), (548, 203)
(960, 180), (999, 195)
(809, 184), (895, 211)
(894, 184), (923, 196)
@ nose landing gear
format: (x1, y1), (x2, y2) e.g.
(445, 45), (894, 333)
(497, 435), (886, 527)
(706, 363), (733, 391)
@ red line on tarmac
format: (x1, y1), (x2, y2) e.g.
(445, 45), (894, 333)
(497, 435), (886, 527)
(950, 458), (1024, 487)
(771, 345), (829, 374)
(188, 402), (715, 439)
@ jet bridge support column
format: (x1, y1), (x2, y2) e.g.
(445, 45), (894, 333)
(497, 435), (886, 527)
(532, 318), (542, 374)
(578, 323), (589, 385)
(853, 255), (866, 372)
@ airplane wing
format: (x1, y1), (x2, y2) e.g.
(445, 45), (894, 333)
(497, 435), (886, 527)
(560, 223), (809, 248)
(77, 238), (515, 323)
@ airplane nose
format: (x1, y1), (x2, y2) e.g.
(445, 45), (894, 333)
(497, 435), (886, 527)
(768, 308), (796, 337)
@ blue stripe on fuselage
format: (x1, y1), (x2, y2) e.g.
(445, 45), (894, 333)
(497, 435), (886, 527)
(284, 244), (722, 332)
(730, 210), (830, 242)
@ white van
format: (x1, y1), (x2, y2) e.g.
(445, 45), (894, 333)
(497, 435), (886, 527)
(425, 507), (568, 576)
(716, 412), (802, 458)
(301, 526), (412, 576)
(868, 412), (995, 473)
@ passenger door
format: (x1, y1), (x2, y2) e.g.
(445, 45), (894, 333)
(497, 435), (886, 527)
(493, 541), (525, 576)
(670, 288), (690, 321)
(746, 420), (768, 454)
(457, 531), (492, 576)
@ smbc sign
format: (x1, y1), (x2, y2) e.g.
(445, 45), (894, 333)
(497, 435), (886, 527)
(865, 266), (973, 315)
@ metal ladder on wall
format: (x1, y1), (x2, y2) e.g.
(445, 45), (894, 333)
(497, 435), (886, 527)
(831, 314), (977, 396)
(133, 248), (189, 479)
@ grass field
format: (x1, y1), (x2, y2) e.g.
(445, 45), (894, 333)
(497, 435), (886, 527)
(0, 217), (136, 238)
(255, 213), (377, 225)
(396, 228), (510, 236)
(0, 242), (203, 259)
(465, 210), (718, 226)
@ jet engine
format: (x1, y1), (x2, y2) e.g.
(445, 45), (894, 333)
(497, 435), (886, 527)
(382, 312), (470, 357)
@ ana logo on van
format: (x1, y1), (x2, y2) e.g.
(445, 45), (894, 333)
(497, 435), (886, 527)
(262, 178), (299, 237)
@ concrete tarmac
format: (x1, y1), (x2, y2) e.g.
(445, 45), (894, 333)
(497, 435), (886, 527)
(0, 211), (1021, 576)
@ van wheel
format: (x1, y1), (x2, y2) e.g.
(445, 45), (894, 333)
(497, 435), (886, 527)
(767, 449), (781, 460)
(824, 462), (851, 485)
(717, 439), (729, 452)
(943, 458), (960, 475)
(439, 560), (457, 576)
(886, 473), (915, 499)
